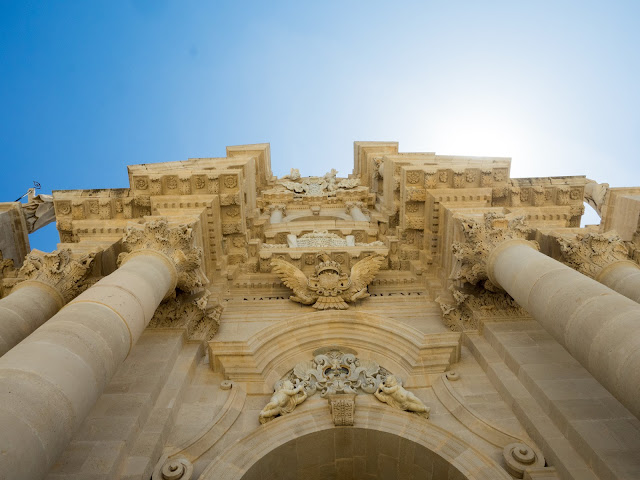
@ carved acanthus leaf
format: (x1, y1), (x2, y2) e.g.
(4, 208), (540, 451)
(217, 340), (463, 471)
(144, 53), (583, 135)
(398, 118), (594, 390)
(0, 251), (18, 299)
(451, 212), (537, 291)
(149, 290), (222, 341)
(435, 285), (528, 332)
(119, 219), (207, 293)
(557, 232), (631, 279)
(18, 248), (96, 303)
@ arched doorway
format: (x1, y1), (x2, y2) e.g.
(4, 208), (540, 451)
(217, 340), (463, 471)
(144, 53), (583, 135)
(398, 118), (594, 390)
(198, 402), (511, 480)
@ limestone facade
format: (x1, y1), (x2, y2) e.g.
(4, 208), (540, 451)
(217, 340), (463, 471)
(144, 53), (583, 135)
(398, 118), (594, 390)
(0, 142), (639, 479)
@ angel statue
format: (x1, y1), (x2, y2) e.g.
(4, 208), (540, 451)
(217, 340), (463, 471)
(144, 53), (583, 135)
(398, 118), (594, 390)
(271, 253), (386, 310)
(374, 375), (430, 418)
(259, 380), (308, 424)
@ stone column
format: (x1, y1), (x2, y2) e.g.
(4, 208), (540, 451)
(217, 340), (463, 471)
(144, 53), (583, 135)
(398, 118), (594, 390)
(0, 220), (205, 480)
(346, 201), (369, 221)
(557, 232), (640, 303)
(269, 204), (286, 224)
(0, 249), (95, 356)
(452, 213), (640, 419)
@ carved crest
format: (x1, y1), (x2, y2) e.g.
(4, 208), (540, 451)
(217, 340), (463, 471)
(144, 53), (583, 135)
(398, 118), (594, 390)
(271, 252), (385, 309)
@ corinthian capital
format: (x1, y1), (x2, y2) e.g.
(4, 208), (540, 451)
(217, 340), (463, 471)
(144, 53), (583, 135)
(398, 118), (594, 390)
(557, 232), (631, 279)
(451, 212), (537, 291)
(345, 201), (368, 215)
(119, 219), (206, 293)
(268, 204), (287, 215)
(18, 249), (96, 303)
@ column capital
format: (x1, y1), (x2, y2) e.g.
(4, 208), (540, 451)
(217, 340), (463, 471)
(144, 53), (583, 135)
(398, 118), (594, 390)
(557, 232), (633, 280)
(268, 204), (287, 215)
(451, 212), (538, 291)
(118, 219), (206, 293)
(16, 248), (97, 304)
(345, 201), (368, 215)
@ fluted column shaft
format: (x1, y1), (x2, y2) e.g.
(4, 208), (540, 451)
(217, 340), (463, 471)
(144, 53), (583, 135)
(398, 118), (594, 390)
(487, 239), (640, 419)
(0, 251), (176, 480)
(596, 260), (640, 304)
(0, 282), (63, 355)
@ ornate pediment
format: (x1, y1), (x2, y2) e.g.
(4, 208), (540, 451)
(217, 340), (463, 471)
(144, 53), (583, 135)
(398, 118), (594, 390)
(277, 168), (360, 196)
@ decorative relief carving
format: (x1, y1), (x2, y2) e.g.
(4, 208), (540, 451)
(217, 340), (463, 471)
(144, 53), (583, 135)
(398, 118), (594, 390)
(259, 380), (308, 424)
(556, 186), (569, 205)
(0, 251), (17, 299)
(374, 375), (430, 417)
(166, 176), (178, 190)
(206, 174), (219, 194)
(149, 290), (222, 341)
(56, 201), (71, 216)
(424, 172), (437, 188)
(271, 252), (385, 309)
(452, 170), (464, 188)
(134, 177), (148, 190)
(278, 169), (360, 196)
(435, 285), (528, 331)
(451, 213), (537, 292)
(531, 186), (545, 206)
(223, 175), (238, 189)
(465, 170), (477, 183)
(327, 394), (356, 426)
(150, 175), (162, 195)
(557, 232), (631, 279)
(19, 249), (97, 303)
(345, 201), (369, 215)
(119, 219), (206, 293)
(406, 171), (421, 184)
(481, 170), (492, 187)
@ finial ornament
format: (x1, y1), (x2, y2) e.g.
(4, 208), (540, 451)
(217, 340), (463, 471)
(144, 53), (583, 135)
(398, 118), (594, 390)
(271, 252), (385, 309)
(451, 212), (537, 292)
(18, 248), (96, 304)
(119, 219), (207, 293)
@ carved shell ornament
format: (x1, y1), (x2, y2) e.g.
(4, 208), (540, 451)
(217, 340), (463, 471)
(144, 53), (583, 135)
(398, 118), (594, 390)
(271, 252), (386, 310)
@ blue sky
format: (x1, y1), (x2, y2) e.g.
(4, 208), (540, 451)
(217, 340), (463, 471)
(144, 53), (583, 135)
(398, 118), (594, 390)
(2, 1), (639, 251)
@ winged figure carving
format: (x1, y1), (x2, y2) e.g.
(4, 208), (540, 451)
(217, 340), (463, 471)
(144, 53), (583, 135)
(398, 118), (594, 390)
(271, 253), (386, 310)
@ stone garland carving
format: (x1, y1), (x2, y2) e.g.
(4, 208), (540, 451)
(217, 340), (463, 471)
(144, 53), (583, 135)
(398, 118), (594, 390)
(18, 248), (97, 303)
(557, 232), (631, 279)
(260, 350), (429, 424)
(278, 168), (360, 196)
(435, 285), (528, 332)
(271, 252), (385, 309)
(451, 212), (537, 292)
(118, 219), (207, 293)
(149, 291), (222, 341)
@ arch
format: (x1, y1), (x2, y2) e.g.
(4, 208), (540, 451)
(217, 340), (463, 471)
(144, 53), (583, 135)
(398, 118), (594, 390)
(197, 401), (512, 480)
(209, 310), (460, 392)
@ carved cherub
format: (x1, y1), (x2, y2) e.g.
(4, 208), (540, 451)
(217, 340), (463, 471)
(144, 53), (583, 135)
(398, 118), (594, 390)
(271, 253), (385, 310)
(259, 380), (308, 424)
(374, 375), (430, 418)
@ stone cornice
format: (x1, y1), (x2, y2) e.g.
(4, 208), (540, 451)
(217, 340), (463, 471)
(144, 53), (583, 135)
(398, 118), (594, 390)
(119, 219), (207, 293)
(17, 248), (97, 304)
(451, 212), (538, 291)
(557, 232), (632, 280)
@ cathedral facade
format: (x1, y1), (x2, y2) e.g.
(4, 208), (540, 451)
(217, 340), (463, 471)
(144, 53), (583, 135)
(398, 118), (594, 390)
(0, 142), (639, 479)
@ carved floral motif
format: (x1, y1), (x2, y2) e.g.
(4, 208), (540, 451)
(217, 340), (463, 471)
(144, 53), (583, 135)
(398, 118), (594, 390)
(19, 249), (97, 303)
(557, 233), (631, 279)
(271, 252), (385, 309)
(119, 219), (206, 293)
(451, 213), (537, 292)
